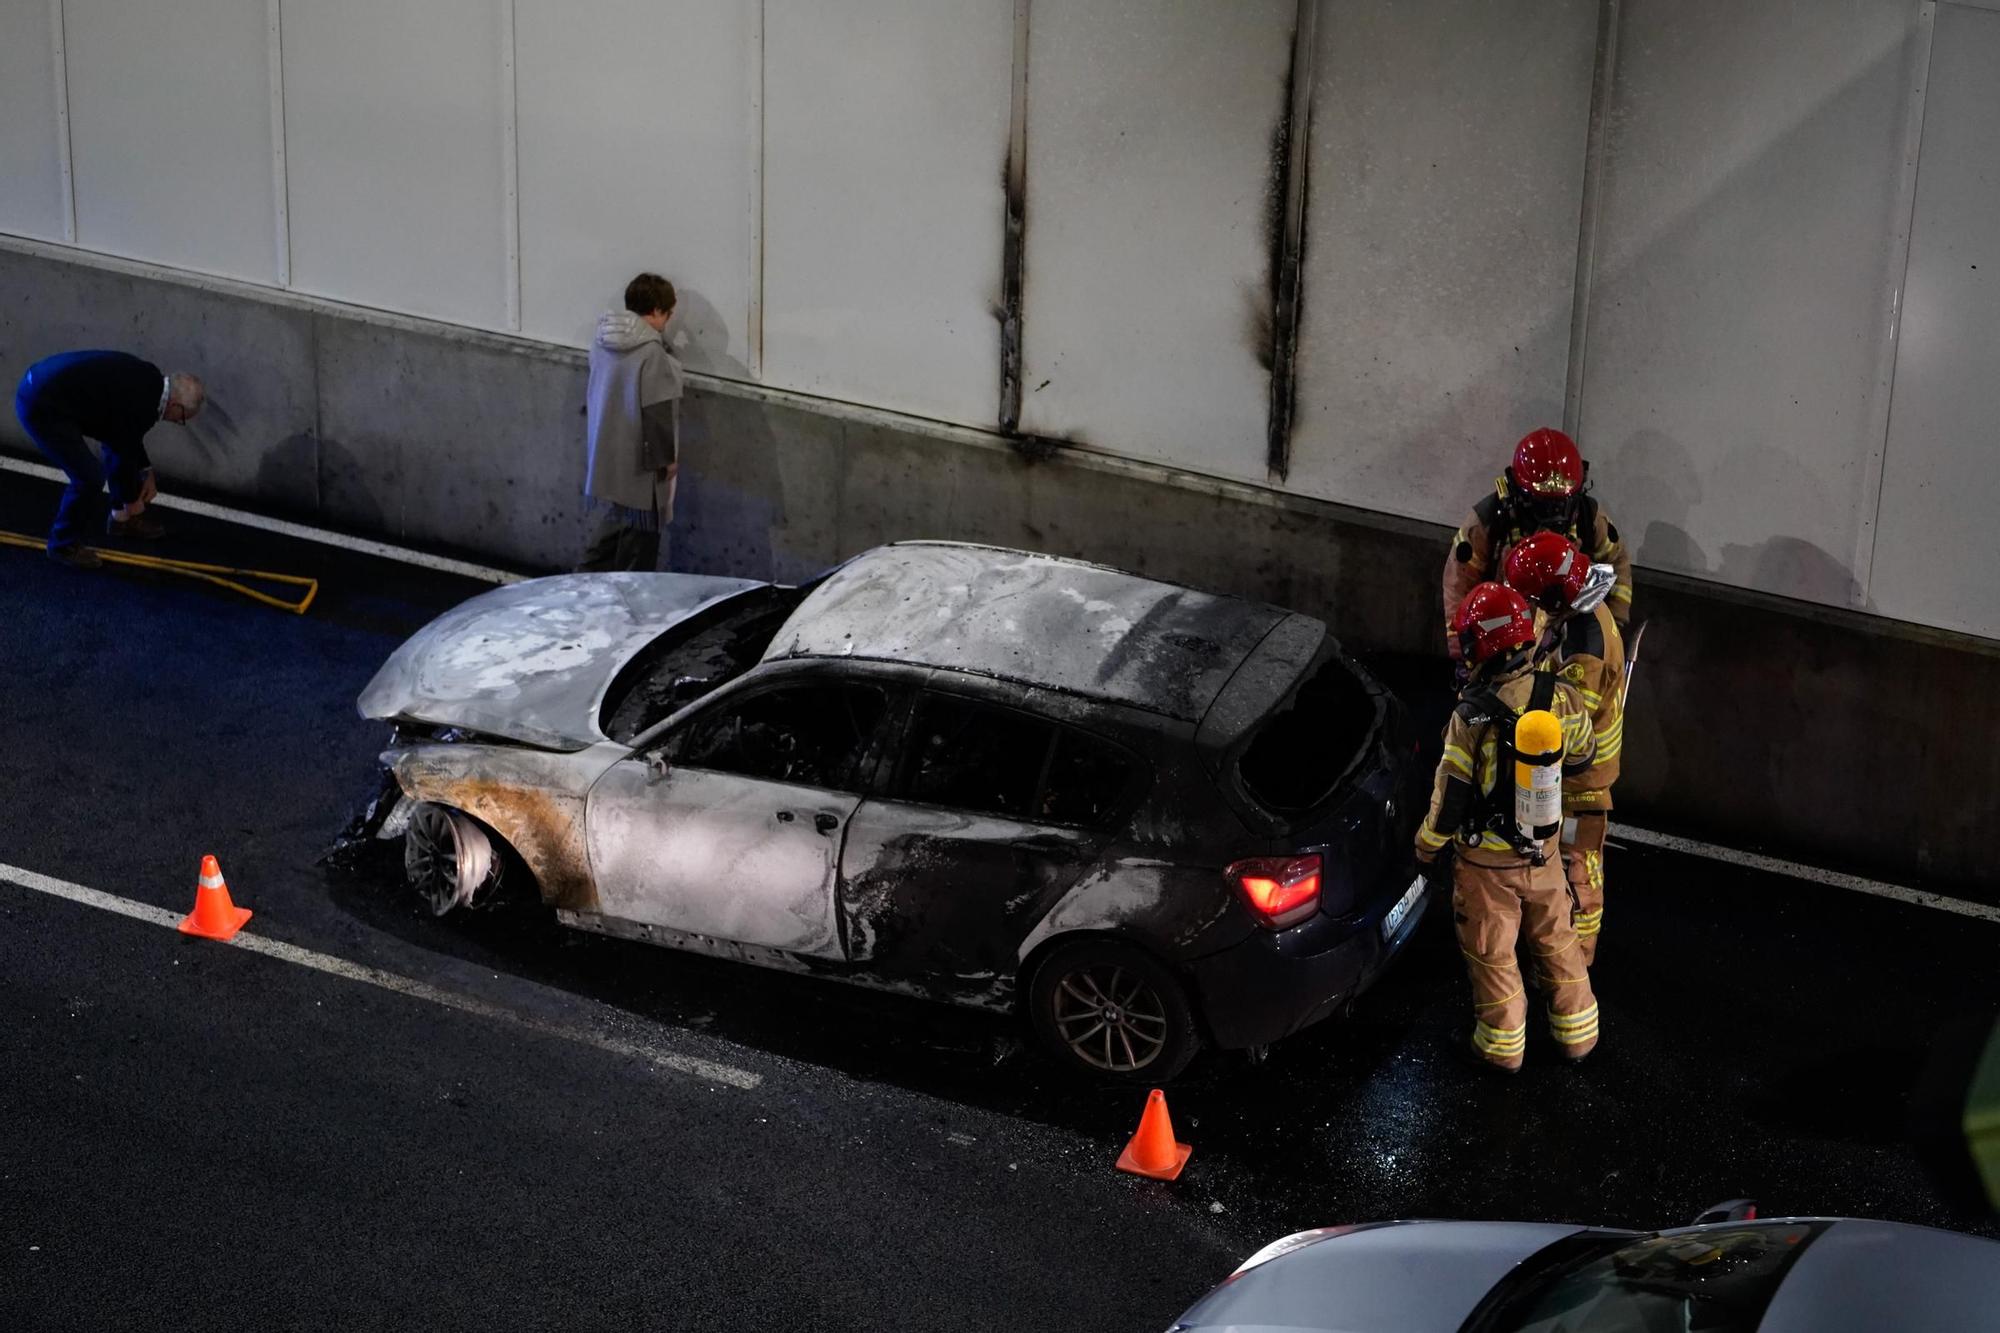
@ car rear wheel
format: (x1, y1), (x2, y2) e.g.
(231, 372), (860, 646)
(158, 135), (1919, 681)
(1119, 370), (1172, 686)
(1027, 939), (1199, 1082)
(404, 802), (505, 916)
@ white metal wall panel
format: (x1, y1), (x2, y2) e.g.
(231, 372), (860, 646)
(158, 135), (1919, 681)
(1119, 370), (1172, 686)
(63, 0), (276, 280)
(515, 1), (756, 374)
(1869, 3), (2000, 640)
(1016, 1), (1292, 470)
(762, 0), (1013, 426)
(282, 0), (510, 328)
(0, 0), (64, 241)
(1286, 0), (1598, 520)
(1576, 0), (1923, 610)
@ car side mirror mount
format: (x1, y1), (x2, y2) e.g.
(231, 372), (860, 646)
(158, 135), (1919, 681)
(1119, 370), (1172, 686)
(645, 751), (670, 782)
(1690, 1198), (1758, 1226)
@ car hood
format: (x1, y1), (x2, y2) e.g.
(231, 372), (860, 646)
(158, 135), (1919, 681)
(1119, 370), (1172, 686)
(1172, 1221), (1585, 1333)
(1757, 1219), (2000, 1332)
(359, 573), (766, 750)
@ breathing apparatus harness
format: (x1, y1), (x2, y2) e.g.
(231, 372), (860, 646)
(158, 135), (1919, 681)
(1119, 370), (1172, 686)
(1446, 660), (1561, 865)
(1465, 469), (1600, 572)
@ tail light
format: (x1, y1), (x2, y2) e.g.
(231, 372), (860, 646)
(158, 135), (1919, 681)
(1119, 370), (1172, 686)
(1227, 854), (1322, 929)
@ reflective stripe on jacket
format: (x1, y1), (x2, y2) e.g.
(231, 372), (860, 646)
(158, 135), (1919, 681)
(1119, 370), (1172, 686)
(1548, 602), (1624, 810)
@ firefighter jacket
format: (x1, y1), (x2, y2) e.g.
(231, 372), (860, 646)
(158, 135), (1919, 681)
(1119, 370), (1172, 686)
(1442, 477), (1632, 645)
(1414, 664), (1595, 869)
(1546, 602), (1624, 811)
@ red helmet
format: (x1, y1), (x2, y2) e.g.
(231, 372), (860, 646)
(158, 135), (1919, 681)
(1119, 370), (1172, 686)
(1452, 583), (1537, 666)
(1510, 428), (1584, 499)
(1504, 531), (1589, 612)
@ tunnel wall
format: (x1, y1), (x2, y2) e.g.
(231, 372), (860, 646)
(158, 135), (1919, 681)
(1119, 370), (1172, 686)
(5, 1), (1998, 640)
(2, 237), (1995, 892)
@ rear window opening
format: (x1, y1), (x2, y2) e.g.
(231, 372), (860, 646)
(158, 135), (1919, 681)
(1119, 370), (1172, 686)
(1234, 654), (1377, 816)
(599, 586), (807, 743)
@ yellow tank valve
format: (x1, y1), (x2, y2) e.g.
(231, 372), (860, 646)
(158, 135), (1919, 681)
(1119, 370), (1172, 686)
(1514, 709), (1564, 846)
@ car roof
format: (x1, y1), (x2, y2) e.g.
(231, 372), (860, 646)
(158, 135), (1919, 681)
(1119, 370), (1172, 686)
(762, 542), (1289, 721)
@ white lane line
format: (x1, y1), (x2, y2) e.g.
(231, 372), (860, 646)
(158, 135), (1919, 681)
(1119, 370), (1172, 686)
(1610, 824), (2000, 926)
(0, 861), (762, 1090)
(0, 455), (523, 586)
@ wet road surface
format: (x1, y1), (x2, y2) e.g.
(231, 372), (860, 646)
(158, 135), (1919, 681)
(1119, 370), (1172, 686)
(2, 471), (1995, 1330)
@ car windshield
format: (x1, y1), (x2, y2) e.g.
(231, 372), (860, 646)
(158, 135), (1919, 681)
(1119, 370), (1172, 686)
(1234, 652), (1377, 815)
(599, 586), (807, 743)
(1478, 1223), (1829, 1333)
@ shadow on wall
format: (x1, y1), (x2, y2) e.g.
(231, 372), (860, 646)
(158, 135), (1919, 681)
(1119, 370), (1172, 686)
(177, 398), (232, 466)
(1325, 20), (1919, 637)
(254, 425), (402, 534)
(1560, 22), (1920, 615)
(1411, 47), (1917, 631)
(252, 430), (325, 520)
(1605, 428), (1868, 611)
(662, 285), (787, 579)
(664, 284), (738, 381)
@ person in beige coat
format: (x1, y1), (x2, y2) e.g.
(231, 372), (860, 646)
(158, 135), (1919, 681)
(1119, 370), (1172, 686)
(578, 272), (682, 572)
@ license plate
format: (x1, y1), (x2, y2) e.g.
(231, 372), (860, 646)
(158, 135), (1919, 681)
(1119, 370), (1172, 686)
(1381, 875), (1425, 940)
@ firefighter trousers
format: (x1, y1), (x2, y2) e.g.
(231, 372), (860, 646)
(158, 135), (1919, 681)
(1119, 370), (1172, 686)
(1561, 812), (1608, 969)
(1452, 854), (1600, 1070)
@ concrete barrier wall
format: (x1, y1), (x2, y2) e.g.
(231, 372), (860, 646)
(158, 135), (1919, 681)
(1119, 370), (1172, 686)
(3, 241), (1993, 890)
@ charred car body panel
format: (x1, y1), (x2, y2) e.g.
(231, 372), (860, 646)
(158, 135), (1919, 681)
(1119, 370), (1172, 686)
(358, 542), (1426, 1070)
(766, 543), (1286, 722)
(361, 573), (764, 750)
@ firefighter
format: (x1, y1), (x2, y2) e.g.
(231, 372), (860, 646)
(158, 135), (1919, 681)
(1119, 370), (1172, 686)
(1505, 532), (1624, 967)
(1415, 583), (1600, 1071)
(1442, 428), (1632, 656)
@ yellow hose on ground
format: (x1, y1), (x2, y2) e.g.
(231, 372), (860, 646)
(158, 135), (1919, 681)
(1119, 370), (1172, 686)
(0, 529), (319, 615)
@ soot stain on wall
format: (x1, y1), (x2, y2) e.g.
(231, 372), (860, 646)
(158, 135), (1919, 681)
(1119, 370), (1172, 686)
(1262, 18), (1312, 483)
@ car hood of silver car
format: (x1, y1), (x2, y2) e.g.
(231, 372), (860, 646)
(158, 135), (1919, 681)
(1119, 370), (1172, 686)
(358, 572), (764, 750)
(1175, 1217), (2000, 1333)
(1171, 1221), (1584, 1333)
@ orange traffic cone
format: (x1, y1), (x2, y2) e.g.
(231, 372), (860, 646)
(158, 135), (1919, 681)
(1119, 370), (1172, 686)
(178, 855), (252, 941)
(1116, 1088), (1192, 1181)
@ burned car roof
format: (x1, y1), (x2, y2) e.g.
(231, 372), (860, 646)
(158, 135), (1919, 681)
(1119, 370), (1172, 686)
(763, 542), (1288, 721)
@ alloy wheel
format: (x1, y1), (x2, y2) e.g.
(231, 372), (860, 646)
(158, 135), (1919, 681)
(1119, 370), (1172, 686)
(1050, 963), (1170, 1072)
(403, 803), (494, 916)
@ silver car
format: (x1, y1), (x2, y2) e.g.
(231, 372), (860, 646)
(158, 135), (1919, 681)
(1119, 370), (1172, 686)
(355, 542), (1430, 1080)
(1171, 1210), (2000, 1331)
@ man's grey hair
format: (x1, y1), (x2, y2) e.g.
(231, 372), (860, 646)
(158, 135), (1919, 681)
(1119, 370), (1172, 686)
(168, 372), (205, 418)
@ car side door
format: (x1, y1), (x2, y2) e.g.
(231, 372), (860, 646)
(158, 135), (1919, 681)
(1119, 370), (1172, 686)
(584, 675), (893, 959)
(837, 689), (1145, 986)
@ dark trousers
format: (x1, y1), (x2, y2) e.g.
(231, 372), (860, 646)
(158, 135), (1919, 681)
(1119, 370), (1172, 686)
(13, 389), (142, 552)
(577, 508), (663, 573)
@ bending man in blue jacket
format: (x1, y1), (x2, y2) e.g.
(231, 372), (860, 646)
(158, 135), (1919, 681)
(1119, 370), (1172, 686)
(13, 349), (204, 568)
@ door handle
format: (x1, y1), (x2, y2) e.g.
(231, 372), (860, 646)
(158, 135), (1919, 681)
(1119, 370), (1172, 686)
(775, 810), (795, 823)
(813, 813), (840, 835)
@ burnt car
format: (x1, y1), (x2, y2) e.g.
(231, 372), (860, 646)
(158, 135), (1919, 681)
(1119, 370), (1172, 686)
(356, 541), (1429, 1079)
(1171, 1207), (2000, 1332)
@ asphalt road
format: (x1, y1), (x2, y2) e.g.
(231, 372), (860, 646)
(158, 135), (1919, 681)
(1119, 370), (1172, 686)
(2, 469), (1995, 1331)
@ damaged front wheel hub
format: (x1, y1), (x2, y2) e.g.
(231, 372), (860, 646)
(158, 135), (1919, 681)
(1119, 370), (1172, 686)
(404, 802), (500, 916)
